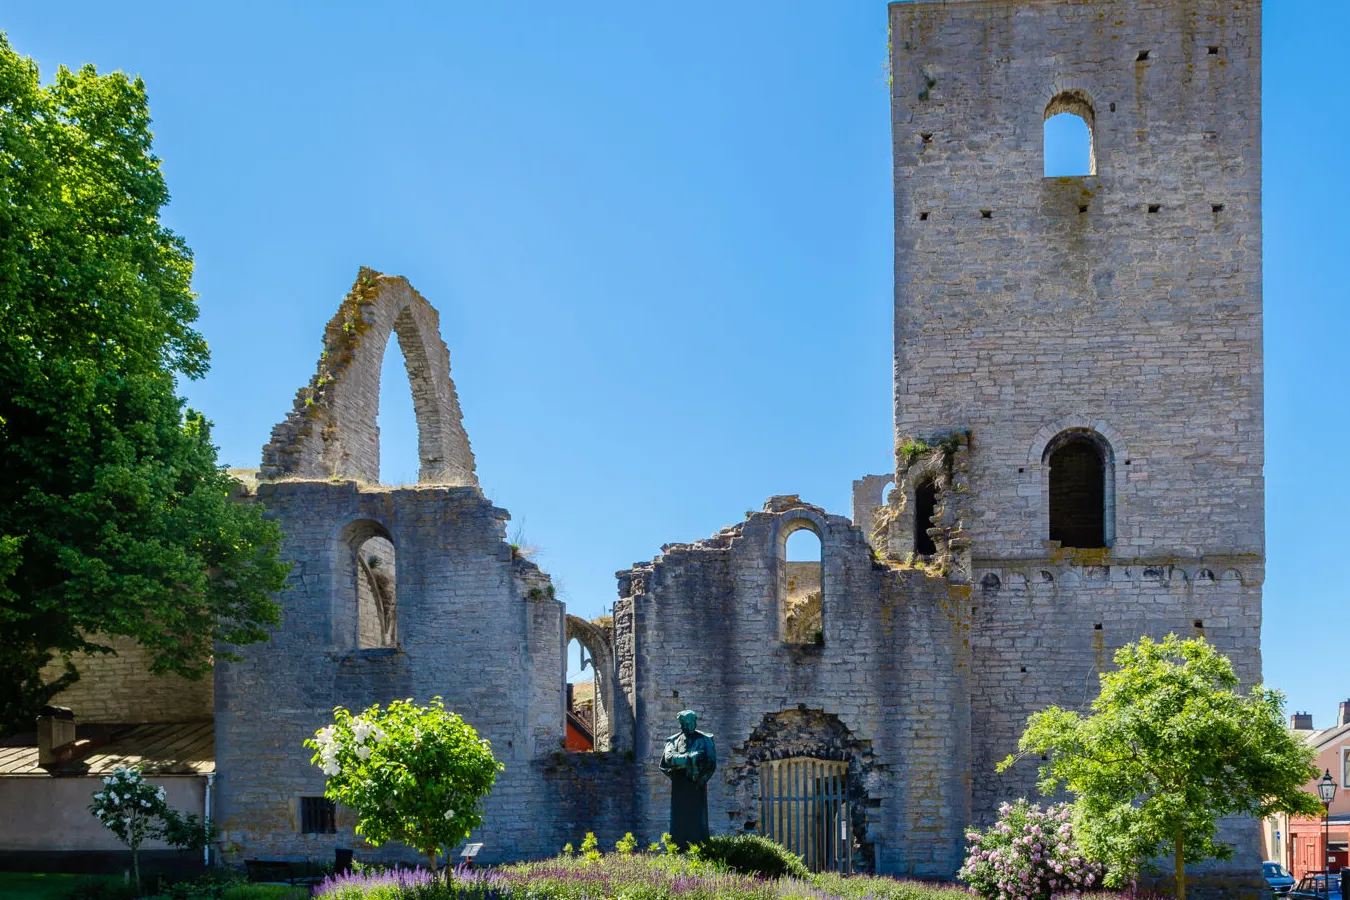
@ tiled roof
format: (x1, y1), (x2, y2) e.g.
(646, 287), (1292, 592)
(0, 723), (214, 776)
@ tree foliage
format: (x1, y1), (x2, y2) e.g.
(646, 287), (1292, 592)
(306, 697), (504, 872)
(1002, 635), (1321, 900)
(0, 34), (287, 734)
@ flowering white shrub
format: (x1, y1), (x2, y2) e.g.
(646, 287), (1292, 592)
(959, 799), (1104, 900)
(90, 766), (169, 889)
(305, 696), (503, 873)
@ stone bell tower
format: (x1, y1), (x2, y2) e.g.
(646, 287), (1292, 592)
(886, 0), (1264, 867)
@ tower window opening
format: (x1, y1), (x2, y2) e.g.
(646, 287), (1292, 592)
(1136, 50), (1150, 61)
(1043, 92), (1095, 178)
(1047, 434), (1108, 549)
(913, 479), (938, 557)
(782, 524), (824, 645)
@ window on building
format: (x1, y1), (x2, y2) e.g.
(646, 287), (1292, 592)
(1044, 92), (1095, 177)
(299, 796), (336, 834)
(1342, 747), (1350, 789)
(340, 519), (398, 649)
(781, 524), (823, 645)
(1046, 431), (1111, 549)
(914, 478), (938, 556)
(356, 534), (396, 648)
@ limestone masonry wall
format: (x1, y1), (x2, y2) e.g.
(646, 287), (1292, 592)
(619, 497), (971, 877)
(46, 635), (213, 724)
(889, 0), (1264, 876)
(214, 481), (565, 865)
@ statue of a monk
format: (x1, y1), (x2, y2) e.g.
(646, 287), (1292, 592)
(659, 709), (716, 849)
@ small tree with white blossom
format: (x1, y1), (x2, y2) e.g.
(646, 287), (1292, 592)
(305, 696), (503, 873)
(89, 766), (169, 893)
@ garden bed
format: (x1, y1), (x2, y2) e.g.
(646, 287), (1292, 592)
(313, 851), (977, 900)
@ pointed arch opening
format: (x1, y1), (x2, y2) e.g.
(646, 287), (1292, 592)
(377, 332), (421, 486)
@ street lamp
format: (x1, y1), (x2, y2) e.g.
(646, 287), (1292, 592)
(1317, 769), (1337, 900)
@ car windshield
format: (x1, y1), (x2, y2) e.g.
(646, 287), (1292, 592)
(1266, 864), (1289, 877)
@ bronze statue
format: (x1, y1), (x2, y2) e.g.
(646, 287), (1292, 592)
(660, 709), (716, 848)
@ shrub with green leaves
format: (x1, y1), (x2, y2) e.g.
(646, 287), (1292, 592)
(305, 697), (503, 872)
(697, 834), (809, 879)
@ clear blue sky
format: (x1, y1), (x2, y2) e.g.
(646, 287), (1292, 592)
(7, 2), (1347, 718)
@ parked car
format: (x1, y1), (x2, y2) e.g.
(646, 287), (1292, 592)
(1265, 862), (1296, 895)
(1287, 872), (1333, 899)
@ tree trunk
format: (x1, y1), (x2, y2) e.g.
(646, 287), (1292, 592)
(1175, 826), (1186, 900)
(427, 850), (439, 881)
(132, 844), (142, 896)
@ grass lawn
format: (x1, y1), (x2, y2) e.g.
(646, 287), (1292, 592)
(0, 872), (121, 900)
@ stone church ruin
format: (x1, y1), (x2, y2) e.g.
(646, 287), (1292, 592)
(30, 0), (1265, 882)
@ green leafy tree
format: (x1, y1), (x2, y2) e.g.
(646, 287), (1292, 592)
(1002, 635), (1321, 900)
(0, 35), (288, 734)
(306, 697), (504, 873)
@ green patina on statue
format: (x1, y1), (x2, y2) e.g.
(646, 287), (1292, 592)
(660, 709), (717, 849)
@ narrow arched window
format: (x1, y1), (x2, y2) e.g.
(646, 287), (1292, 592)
(781, 524), (823, 645)
(1044, 92), (1095, 177)
(340, 519), (398, 649)
(914, 478), (937, 556)
(377, 321), (422, 486)
(565, 638), (596, 752)
(1047, 434), (1107, 548)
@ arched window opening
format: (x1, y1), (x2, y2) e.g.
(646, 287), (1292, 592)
(782, 524), (823, 645)
(913, 478), (938, 556)
(338, 520), (397, 649)
(1044, 92), (1095, 177)
(1047, 435), (1107, 549)
(565, 637), (595, 752)
(377, 332), (421, 487)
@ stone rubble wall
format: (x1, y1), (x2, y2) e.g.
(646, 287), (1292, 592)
(618, 498), (971, 878)
(213, 481), (565, 865)
(260, 269), (477, 487)
(889, 0), (1264, 879)
(890, 0), (1263, 558)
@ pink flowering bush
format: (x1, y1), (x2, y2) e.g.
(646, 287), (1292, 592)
(959, 800), (1104, 900)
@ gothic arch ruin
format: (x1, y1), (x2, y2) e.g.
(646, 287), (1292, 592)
(260, 268), (477, 486)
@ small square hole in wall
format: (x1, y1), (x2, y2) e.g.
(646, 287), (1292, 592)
(1208, 45), (1220, 55)
(919, 211), (930, 221)
(1148, 204), (1161, 214)
(981, 209), (993, 219)
(1194, 620), (1204, 629)
(1137, 50), (1150, 61)
(672, 690), (679, 698)
(1018, 467), (1025, 474)
(921, 132), (933, 144)
(1212, 203), (1225, 213)
(1109, 102), (1117, 112)
(1124, 459), (1131, 465)
(1094, 623), (1103, 631)
(1078, 204), (1089, 214)
(1020, 666), (1027, 673)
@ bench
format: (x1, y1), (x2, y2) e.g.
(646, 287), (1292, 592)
(244, 858), (328, 885)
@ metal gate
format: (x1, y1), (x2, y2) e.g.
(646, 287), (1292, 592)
(758, 757), (852, 874)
